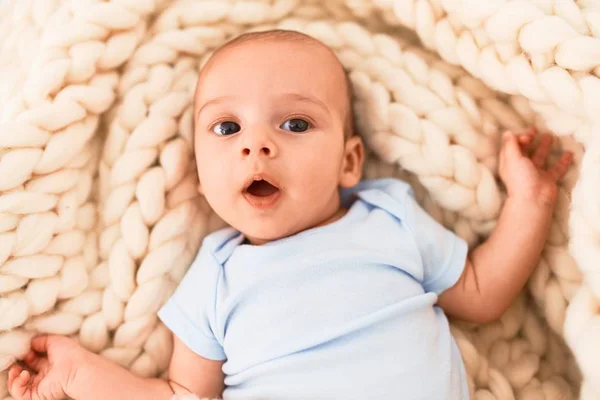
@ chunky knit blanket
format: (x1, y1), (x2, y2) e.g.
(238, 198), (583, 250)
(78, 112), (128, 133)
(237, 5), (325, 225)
(2, 0), (600, 399)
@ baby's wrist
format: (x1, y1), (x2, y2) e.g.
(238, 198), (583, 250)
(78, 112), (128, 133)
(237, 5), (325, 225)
(64, 348), (96, 398)
(508, 184), (558, 209)
(506, 190), (556, 211)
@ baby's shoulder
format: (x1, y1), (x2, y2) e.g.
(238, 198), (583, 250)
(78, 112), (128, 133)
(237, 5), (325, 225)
(349, 178), (415, 220)
(351, 177), (412, 198)
(199, 226), (243, 265)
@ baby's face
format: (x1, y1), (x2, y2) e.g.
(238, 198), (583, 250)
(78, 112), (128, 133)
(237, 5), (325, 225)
(194, 37), (362, 244)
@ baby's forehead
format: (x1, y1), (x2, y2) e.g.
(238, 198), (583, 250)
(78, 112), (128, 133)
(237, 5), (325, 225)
(194, 31), (353, 133)
(205, 34), (343, 76)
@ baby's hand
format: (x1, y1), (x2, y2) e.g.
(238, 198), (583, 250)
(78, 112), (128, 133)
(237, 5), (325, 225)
(7, 335), (84, 400)
(498, 127), (573, 206)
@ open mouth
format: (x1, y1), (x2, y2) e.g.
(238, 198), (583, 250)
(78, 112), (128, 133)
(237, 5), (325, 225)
(243, 177), (281, 208)
(246, 179), (279, 197)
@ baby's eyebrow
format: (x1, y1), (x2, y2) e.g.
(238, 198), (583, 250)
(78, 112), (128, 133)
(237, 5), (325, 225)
(196, 93), (331, 120)
(277, 93), (331, 116)
(196, 95), (235, 119)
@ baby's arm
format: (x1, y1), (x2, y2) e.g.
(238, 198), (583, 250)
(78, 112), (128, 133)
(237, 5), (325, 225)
(166, 336), (225, 397)
(8, 335), (224, 400)
(71, 336), (224, 400)
(437, 128), (573, 324)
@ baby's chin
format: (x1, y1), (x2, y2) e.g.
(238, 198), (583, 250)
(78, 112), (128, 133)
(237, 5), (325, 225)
(235, 220), (305, 246)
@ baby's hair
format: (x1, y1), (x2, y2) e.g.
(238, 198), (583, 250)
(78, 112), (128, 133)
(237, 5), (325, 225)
(343, 73), (357, 139)
(205, 29), (356, 139)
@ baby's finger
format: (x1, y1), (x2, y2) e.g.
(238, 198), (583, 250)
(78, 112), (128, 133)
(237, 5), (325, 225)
(37, 370), (66, 400)
(30, 335), (53, 354)
(531, 134), (553, 168)
(31, 371), (45, 390)
(11, 370), (31, 399)
(18, 369), (30, 386)
(501, 131), (523, 161)
(517, 134), (534, 151)
(518, 134), (534, 144)
(548, 152), (574, 181)
(23, 350), (48, 373)
(8, 364), (22, 386)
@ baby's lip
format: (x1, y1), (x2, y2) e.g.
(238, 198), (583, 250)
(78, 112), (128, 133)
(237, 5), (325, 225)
(242, 174), (280, 192)
(242, 173), (282, 210)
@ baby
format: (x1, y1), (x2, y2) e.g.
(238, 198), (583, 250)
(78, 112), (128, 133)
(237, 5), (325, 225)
(7, 30), (573, 400)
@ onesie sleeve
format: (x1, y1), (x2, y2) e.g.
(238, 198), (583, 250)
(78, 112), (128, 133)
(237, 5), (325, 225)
(157, 241), (226, 360)
(402, 189), (469, 295)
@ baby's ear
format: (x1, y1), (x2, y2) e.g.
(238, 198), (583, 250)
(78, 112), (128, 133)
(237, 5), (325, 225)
(339, 135), (364, 188)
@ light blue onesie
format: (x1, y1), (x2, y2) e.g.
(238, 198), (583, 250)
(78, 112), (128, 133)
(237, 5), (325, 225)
(158, 178), (470, 399)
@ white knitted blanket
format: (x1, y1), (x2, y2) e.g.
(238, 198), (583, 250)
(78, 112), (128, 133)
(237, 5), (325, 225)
(1, 1), (599, 399)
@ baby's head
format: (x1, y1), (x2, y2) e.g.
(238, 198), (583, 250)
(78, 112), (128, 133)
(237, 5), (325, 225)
(194, 30), (364, 245)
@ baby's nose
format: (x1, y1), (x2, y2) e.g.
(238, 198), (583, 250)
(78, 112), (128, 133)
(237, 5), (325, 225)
(241, 136), (278, 158)
(242, 146), (272, 157)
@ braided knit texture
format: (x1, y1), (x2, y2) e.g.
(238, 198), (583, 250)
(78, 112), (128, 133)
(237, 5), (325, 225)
(1, 0), (599, 398)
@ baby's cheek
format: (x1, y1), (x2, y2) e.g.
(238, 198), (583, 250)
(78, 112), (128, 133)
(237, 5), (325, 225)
(200, 181), (235, 228)
(295, 160), (340, 210)
(196, 158), (230, 203)
(306, 150), (342, 184)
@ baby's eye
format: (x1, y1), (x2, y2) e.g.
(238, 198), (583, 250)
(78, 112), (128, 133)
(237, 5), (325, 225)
(212, 121), (241, 136)
(281, 118), (310, 133)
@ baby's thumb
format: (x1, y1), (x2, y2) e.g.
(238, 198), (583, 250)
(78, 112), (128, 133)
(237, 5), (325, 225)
(31, 335), (64, 354)
(502, 131), (523, 161)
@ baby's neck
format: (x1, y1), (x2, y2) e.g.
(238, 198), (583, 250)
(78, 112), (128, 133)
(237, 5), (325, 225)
(242, 206), (349, 246)
(313, 206), (349, 229)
